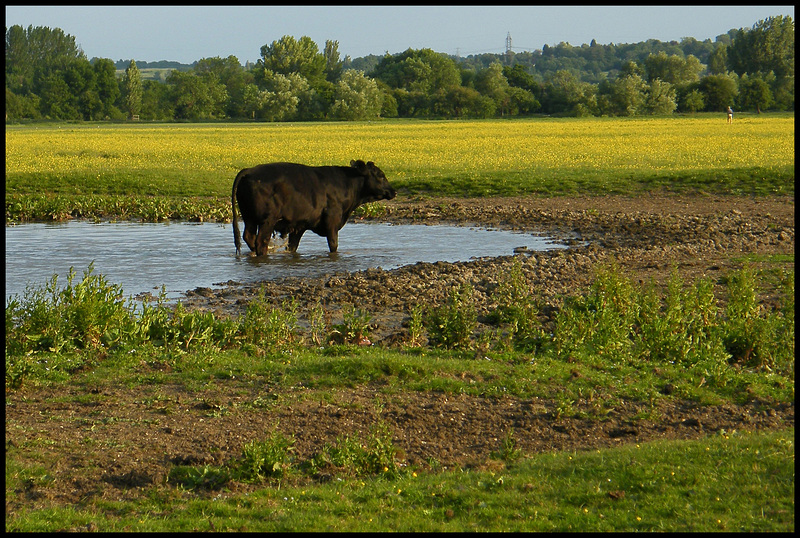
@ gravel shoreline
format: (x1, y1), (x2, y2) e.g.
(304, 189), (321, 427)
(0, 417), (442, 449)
(181, 194), (795, 345)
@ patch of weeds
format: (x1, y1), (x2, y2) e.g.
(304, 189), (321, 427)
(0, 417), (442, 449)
(240, 288), (298, 351)
(492, 428), (523, 463)
(329, 303), (373, 345)
(425, 282), (477, 350)
(167, 464), (230, 491)
(722, 266), (794, 375)
(405, 303), (426, 347)
(353, 201), (388, 218)
(637, 270), (728, 368)
(488, 258), (545, 352)
(5, 263), (135, 356)
(235, 429), (296, 482)
(307, 302), (328, 347)
(553, 263), (638, 361)
(308, 421), (401, 478)
(553, 394), (576, 420)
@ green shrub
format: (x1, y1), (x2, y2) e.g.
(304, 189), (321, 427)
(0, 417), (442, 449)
(167, 464), (230, 490)
(425, 282), (477, 350)
(553, 264), (638, 360)
(309, 421), (401, 478)
(330, 303), (373, 344)
(637, 271), (728, 367)
(5, 263), (136, 355)
(239, 287), (298, 351)
(723, 267), (794, 375)
(488, 259), (545, 352)
(235, 429), (296, 481)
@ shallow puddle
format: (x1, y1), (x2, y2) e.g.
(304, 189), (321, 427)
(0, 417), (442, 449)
(5, 221), (568, 303)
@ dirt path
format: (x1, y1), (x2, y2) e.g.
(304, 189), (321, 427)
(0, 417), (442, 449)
(6, 193), (794, 507)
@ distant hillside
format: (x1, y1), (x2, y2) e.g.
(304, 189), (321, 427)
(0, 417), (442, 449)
(111, 59), (195, 82)
(112, 59), (195, 70)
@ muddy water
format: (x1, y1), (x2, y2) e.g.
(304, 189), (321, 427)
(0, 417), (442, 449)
(5, 221), (568, 303)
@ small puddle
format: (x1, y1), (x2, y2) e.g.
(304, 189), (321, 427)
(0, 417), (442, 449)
(5, 221), (569, 303)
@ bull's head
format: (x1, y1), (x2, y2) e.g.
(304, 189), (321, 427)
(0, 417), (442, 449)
(351, 159), (397, 202)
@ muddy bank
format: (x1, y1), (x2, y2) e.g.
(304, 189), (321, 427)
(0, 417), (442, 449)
(181, 194), (795, 345)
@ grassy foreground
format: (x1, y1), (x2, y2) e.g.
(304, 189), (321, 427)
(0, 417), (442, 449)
(6, 261), (795, 531)
(7, 428), (794, 532)
(5, 114), (795, 222)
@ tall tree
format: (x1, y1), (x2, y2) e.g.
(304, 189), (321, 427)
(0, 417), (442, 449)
(502, 64), (541, 97)
(475, 62), (511, 115)
(698, 73), (738, 112)
(609, 73), (648, 116)
(643, 52), (703, 85)
(645, 78), (677, 115)
(259, 35), (326, 87)
(737, 73), (774, 112)
(707, 45), (728, 75)
(6, 24), (84, 93)
(195, 55), (252, 118)
(167, 70), (227, 120)
(372, 48), (461, 94)
(679, 88), (705, 113)
(248, 70), (311, 121)
(330, 69), (382, 120)
(323, 40), (344, 82)
(542, 70), (597, 116)
(92, 58), (121, 119)
(123, 60), (142, 119)
(728, 15), (794, 79)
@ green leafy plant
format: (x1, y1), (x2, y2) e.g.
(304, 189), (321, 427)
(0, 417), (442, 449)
(167, 464), (230, 490)
(309, 421), (401, 478)
(722, 266), (794, 374)
(307, 302), (328, 347)
(553, 263), (638, 361)
(330, 303), (373, 345)
(492, 427), (523, 463)
(425, 282), (477, 349)
(5, 263), (135, 355)
(406, 303), (426, 347)
(637, 271), (728, 367)
(488, 259), (545, 352)
(235, 429), (296, 482)
(240, 288), (298, 351)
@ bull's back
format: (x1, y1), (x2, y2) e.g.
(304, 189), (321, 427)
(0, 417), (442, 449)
(236, 163), (341, 222)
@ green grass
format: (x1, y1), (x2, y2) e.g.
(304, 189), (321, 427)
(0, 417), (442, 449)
(5, 264), (794, 532)
(6, 262), (794, 400)
(6, 428), (793, 531)
(5, 116), (795, 222)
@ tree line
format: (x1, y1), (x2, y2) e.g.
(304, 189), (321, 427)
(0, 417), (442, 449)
(5, 15), (793, 122)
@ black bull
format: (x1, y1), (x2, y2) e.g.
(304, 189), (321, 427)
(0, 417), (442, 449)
(231, 160), (397, 256)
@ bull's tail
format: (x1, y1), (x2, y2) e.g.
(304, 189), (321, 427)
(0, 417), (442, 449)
(231, 169), (246, 255)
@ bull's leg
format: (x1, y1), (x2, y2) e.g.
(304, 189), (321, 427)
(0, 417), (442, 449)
(255, 223), (274, 256)
(242, 223), (257, 253)
(287, 230), (305, 252)
(326, 230), (339, 253)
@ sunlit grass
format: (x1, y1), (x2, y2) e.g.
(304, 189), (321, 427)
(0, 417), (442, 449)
(5, 115), (794, 202)
(6, 428), (793, 531)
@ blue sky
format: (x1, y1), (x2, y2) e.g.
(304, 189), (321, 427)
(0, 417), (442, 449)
(5, 5), (795, 64)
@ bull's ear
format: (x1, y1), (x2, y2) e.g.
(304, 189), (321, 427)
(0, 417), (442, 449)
(350, 160), (357, 167)
(367, 161), (375, 168)
(351, 160), (366, 171)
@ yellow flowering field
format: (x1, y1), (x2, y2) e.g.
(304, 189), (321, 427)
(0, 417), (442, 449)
(5, 115), (794, 198)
